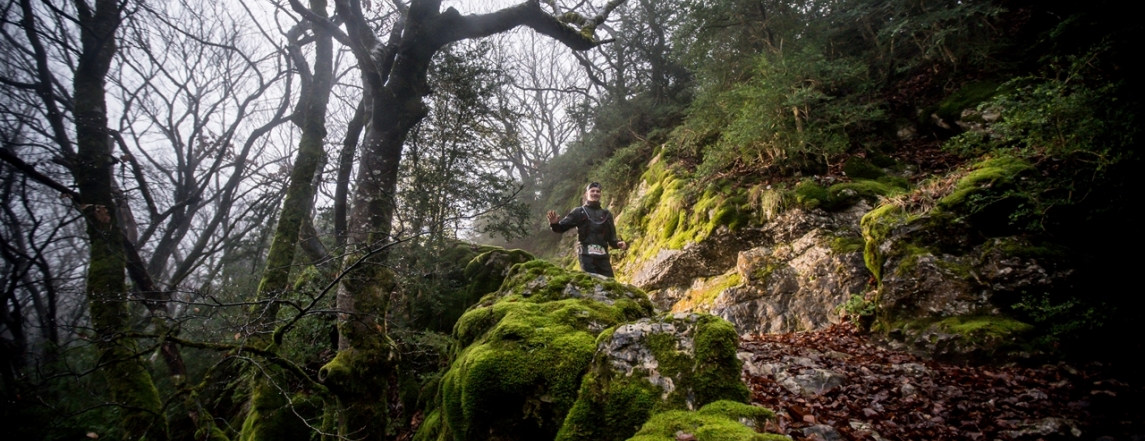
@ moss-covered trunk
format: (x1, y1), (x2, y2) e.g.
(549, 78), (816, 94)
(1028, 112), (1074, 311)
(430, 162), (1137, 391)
(73, 0), (165, 438)
(242, 3), (335, 439)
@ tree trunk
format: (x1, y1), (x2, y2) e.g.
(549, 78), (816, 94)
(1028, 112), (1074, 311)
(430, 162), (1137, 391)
(72, 0), (165, 438)
(243, 2), (334, 439)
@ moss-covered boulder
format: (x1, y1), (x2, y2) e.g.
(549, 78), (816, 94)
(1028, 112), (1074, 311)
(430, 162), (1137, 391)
(556, 313), (749, 441)
(419, 260), (655, 441)
(461, 248), (535, 307)
(625, 401), (789, 441)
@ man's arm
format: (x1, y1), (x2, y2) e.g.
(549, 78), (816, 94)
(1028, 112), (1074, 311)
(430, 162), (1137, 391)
(548, 208), (581, 233)
(605, 212), (627, 249)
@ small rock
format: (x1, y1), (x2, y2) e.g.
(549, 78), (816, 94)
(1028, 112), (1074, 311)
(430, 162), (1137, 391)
(900, 382), (919, 397)
(1000, 417), (1082, 439)
(803, 424), (844, 441)
(777, 368), (847, 396)
(675, 430), (697, 441)
(893, 362), (930, 376)
(825, 350), (852, 360)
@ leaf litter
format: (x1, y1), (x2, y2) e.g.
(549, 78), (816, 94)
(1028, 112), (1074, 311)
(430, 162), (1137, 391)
(740, 324), (1142, 440)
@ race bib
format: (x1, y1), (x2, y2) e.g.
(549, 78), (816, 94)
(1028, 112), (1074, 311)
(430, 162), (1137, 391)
(584, 244), (607, 256)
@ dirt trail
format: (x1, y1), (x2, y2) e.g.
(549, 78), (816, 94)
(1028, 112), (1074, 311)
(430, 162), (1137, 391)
(739, 324), (1142, 441)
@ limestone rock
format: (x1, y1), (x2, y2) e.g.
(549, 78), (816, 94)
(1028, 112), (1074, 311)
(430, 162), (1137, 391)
(557, 313), (749, 441)
(630, 227), (766, 294)
(710, 204), (870, 334)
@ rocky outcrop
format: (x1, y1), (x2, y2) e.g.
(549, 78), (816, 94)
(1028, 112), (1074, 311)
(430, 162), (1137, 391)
(631, 204), (871, 335)
(629, 226), (766, 295)
(877, 235), (1068, 323)
(860, 157), (1072, 360)
(711, 223), (869, 335)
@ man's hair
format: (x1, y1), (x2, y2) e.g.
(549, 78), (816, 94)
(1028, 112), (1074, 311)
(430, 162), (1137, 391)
(586, 182), (601, 191)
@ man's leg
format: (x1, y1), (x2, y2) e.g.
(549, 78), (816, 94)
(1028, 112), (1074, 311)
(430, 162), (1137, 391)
(579, 254), (614, 277)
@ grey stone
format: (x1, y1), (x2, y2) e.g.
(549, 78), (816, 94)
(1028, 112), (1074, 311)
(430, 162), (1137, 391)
(776, 368), (847, 397)
(803, 424), (844, 441)
(1000, 417), (1082, 438)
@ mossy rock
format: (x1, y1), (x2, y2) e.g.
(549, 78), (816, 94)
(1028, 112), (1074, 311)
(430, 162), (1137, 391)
(556, 313), (750, 441)
(886, 315), (1036, 362)
(923, 81), (1001, 126)
(625, 400), (788, 441)
(618, 165), (754, 272)
(796, 179), (904, 212)
(937, 156), (1034, 213)
(424, 260), (655, 441)
(859, 204), (913, 281)
(462, 248), (535, 307)
(842, 157), (885, 180)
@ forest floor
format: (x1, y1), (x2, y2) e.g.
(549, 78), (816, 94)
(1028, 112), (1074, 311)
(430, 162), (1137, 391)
(740, 324), (1143, 441)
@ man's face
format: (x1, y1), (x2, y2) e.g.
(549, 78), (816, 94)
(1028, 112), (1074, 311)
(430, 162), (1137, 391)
(586, 187), (602, 202)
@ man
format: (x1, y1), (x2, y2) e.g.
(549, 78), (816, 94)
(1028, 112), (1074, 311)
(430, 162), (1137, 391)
(547, 182), (628, 277)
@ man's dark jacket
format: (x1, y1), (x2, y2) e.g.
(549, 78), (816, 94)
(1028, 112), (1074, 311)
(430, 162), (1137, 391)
(550, 201), (621, 253)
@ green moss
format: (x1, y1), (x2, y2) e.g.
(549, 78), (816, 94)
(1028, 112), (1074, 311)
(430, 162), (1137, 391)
(829, 235), (865, 254)
(937, 156), (1033, 211)
(927, 81), (1001, 123)
(876, 174), (910, 189)
(860, 203), (911, 281)
(672, 273), (742, 312)
(843, 157), (885, 180)
(428, 261), (655, 441)
(936, 315), (1034, 339)
(625, 401), (786, 441)
(826, 179), (902, 208)
(794, 180), (830, 209)
(413, 409), (443, 441)
(891, 244), (932, 277)
(618, 164), (759, 274)
(795, 178), (904, 211)
(239, 387), (322, 441)
(462, 248), (535, 304)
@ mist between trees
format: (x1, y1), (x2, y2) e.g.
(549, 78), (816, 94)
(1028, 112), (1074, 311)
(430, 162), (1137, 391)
(1, 0), (1139, 439)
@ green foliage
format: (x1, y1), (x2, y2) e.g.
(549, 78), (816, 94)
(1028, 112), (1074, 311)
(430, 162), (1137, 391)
(1012, 291), (1108, 348)
(402, 41), (530, 244)
(946, 50), (1136, 167)
(589, 142), (657, 207)
(626, 400), (785, 441)
(837, 294), (876, 326)
(674, 46), (885, 176)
